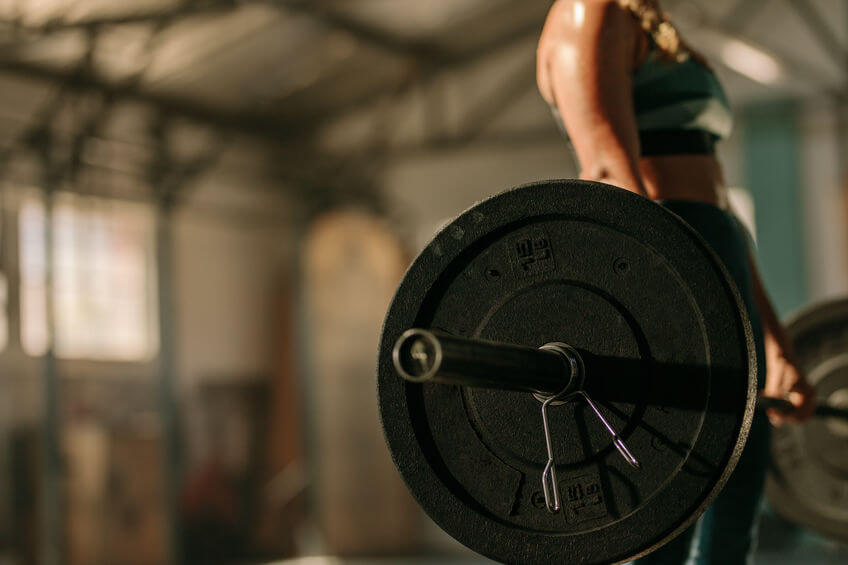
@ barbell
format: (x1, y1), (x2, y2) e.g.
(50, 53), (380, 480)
(376, 179), (848, 563)
(378, 179), (754, 564)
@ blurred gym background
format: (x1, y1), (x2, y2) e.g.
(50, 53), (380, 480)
(0, 0), (845, 563)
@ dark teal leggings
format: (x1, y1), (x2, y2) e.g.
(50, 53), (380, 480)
(635, 201), (772, 565)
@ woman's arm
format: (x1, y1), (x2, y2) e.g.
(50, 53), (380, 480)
(749, 253), (816, 424)
(537, 0), (649, 196)
(539, 1), (816, 424)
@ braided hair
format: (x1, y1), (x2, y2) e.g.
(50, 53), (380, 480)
(616, 0), (710, 67)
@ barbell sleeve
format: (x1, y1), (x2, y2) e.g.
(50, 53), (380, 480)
(392, 328), (576, 396)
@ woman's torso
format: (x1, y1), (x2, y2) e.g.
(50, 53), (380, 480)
(632, 28), (729, 206)
(639, 154), (727, 205)
(540, 0), (731, 206)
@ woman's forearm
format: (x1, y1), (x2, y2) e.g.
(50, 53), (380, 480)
(748, 252), (795, 358)
(749, 250), (816, 421)
(749, 254), (792, 358)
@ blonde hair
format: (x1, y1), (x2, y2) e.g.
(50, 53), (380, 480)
(616, 0), (709, 66)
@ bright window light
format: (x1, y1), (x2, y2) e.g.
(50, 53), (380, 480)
(19, 191), (159, 361)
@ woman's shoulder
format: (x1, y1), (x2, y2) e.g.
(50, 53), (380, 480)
(538, 0), (648, 70)
(543, 0), (639, 29)
(537, 1), (648, 106)
(539, 1), (645, 50)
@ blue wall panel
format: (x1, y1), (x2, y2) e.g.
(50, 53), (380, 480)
(742, 101), (808, 317)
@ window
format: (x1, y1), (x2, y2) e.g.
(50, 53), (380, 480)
(19, 192), (158, 361)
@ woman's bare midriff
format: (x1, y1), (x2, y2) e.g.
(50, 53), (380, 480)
(638, 154), (728, 207)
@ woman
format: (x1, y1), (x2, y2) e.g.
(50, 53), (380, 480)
(536, 1), (815, 563)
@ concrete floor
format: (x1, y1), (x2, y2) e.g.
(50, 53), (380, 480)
(271, 541), (848, 564)
(272, 510), (848, 565)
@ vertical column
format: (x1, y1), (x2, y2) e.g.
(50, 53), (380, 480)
(3, 185), (21, 354)
(837, 98), (848, 282)
(842, 3), (848, 186)
(742, 101), (808, 316)
(292, 222), (321, 553)
(40, 152), (62, 565)
(839, 1), (848, 293)
(153, 181), (183, 564)
(0, 184), (15, 553)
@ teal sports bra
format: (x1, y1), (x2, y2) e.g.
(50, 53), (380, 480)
(550, 45), (733, 155)
(633, 47), (733, 140)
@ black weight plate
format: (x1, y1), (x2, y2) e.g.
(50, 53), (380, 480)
(378, 180), (757, 564)
(767, 298), (848, 543)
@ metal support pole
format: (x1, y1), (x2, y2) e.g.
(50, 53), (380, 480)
(149, 113), (184, 565)
(836, 5), (848, 262)
(40, 154), (62, 565)
(837, 98), (848, 197)
(292, 221), (323, 554)
(840, 2), (848, 184)
(0, 185), (11, 547)
(155, 191), (182, 565)
(2, 184), (22, 353)
(148, 127), (224, 565)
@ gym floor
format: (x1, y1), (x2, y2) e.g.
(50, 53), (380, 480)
(272, 523), (848, 565)
(262, 522), (848, 565)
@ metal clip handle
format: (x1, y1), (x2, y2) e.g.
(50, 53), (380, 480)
(540, 394), (562, 512)
(576, 391), (641, 470)
(538, 390), (640, 514)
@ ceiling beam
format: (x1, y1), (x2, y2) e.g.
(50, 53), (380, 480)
(450, 62), (538, 145)
(0, 60), (294, 136)
(271, 1), (546, 136)
(671, 2), (839, 95)
(280, 0), (447, 63)
(0, 0), (545, 141)
(719, 0), (767, 32)
(281, 0), (546, 68)
(386, 127), (564, 160)
(783, 0), (848, 75)
(0, 1), (238, 35)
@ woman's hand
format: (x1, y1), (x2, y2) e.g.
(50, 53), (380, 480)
(747, 247), (815, 426)
(761, 332), (816, 426)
